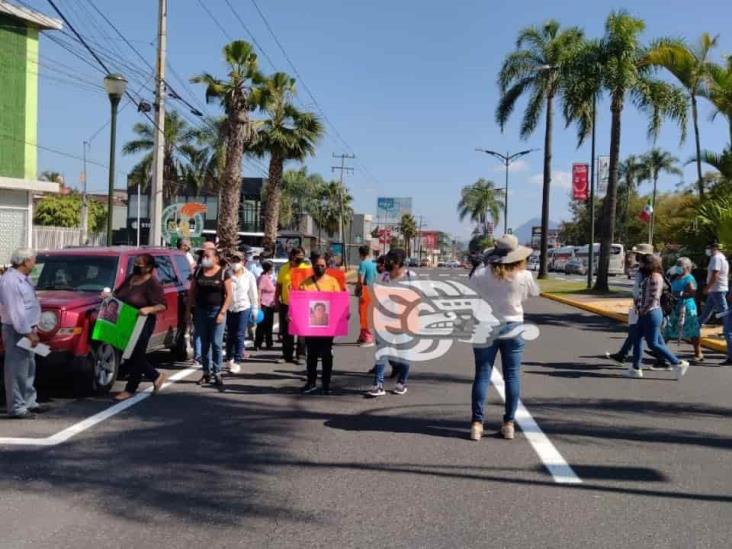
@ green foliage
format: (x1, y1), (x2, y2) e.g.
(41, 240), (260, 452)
(34, 193), (107, 232)
(457, 178), (504, 234)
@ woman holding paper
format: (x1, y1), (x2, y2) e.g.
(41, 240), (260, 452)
(298, 252), (341, 395)
(112, 253), (167, 401)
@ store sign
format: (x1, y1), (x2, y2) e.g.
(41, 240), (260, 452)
(161, 203), (207, 246)
(572, 163), (589, 201)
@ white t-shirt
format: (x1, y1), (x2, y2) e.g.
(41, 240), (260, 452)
(468, 266), (540, 323)
(707, 252), (729, 293)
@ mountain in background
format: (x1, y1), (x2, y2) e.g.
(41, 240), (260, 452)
(513, 217), (559, 246)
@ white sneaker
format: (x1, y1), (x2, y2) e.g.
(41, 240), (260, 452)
(392, 383), (407, 395)
(674, 360), (689, 381)
(623, 367), (643, 379)
(359, 341), (375, 348)
(229, 362), (242, 374)
(365, 385), (386, 397)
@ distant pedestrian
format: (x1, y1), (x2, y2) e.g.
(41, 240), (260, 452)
(467, 235), (539, 441)
(365, 249), (413, 397)
(188, 247), (232, 391)
(226, 251), (259, 374)
(111, 253), (168, 401)
(699, 241), (729, 325)
(299, 252), (342, 395)
(663, 257), (703, 362)
(255, 260), (276, 351)
(177, 238), (196, 270)
(356, 245), (377, 347)
(0, 248), (48, 419)
(626, 254), (689, 380)
(247, 250), (264, 279)
(275, 247), (309, 365)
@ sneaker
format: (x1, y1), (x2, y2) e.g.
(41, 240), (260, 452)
(720, 358), (732, 366)
(392, 383), (408, 395)
(301, 383), (318, 394)
(605, 351), (626, 366)
(623, 367), (643, 379)
(196, 374), (210, 386)
(365, 384), (386, 397)
(8, 410), (36, 420)
(469, 421), (483, 441)
(359, 341), (375, 348)
(229, 362), (242, 374)
(500, 421), (515, 440)
(649, 360), (672, 371)
(213, 375), (226, 392)
(674, 360), (689, 380)
(28, 404), (51, 414)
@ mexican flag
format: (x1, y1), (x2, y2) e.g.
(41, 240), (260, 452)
(91, 298), (147, 359)
(638, 201), (653, 223)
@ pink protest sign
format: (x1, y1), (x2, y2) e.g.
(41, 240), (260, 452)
(288, 290), (350, 337)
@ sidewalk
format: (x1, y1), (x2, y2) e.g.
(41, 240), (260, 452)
(541, 291), (728, 354)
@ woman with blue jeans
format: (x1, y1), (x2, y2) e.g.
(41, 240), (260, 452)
(627, 254), (689, 380)
(225, 251), (259, 374)
(468, 235), (539, 441)
(188, 247), (232, 391)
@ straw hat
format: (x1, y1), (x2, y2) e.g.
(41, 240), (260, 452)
(631, 243), (654, 256)
(482, 234), (533, 264)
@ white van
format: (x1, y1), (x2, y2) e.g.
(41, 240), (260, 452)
(574, 243), (625, 276)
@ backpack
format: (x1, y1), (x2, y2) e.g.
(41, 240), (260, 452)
(660, 274), (678, 317)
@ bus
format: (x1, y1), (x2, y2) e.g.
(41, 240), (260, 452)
(574, 243), (625, 276)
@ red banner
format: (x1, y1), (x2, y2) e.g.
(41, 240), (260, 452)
(572, 163), (589, 201)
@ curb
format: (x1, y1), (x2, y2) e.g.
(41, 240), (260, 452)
(541, 292), (727, 354)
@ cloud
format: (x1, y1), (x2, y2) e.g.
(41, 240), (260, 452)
(493, 159), (530, 174)
(528, 170), (572, 189)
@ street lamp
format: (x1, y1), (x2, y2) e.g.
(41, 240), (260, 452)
(103, 73), (127, 246)
(475, 148), (537, 235)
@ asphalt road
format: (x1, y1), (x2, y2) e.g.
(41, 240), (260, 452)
(1, 268), (730, 548)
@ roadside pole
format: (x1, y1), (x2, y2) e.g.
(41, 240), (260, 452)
(149, 0), (167, 246)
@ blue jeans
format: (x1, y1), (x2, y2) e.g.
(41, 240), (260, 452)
(699, 291), (728, 325)
(632, 308), (680, 369)
(226, 309), (249, 363)
(471, 322), (525, 423)
(618, 323), (639, 357)
(195, 307), (225, 375)
(374, 359), (410, 386)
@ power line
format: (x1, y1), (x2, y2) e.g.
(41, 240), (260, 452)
(222, 0), (277, 71)
(195, 0), (233, 41)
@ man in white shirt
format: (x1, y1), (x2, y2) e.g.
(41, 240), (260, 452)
(699, 241), (729, 326)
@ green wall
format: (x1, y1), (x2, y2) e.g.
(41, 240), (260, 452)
(0, 14), (38, 179)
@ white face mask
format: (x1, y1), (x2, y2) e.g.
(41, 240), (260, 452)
(705, 249), (712, 257)
(232, 263), (243, 272)
(200, 257), (214, 268)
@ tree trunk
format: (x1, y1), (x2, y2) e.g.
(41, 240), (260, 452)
(538, 93), (554, 279)
(595, 95), (623, 292)
(649, 172), (658, 245)
(262, 154), (283, 253)
(691, 95), (704, 198)
(217, 105), (246, 256)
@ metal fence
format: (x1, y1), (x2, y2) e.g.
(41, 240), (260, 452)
(32, 226), (106, 251)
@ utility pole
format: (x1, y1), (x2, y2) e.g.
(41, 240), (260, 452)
(331, 153), (355, 266)
(417, 215), (424, 264)
(149, 0), (167, 246)
(587, 95), (597, 289)
(80, 140), (89, 245)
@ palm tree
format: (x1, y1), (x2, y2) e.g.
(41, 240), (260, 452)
(275, 167), (324, 229)
(39, 171), (64, 183)
(644, 34), (718, 197)
(640, 148), (682, 245)
(183, 116), (228, 194)
(252, 72), (324, 252)
(496, 20), (584, 278)
(192, 40), (262, 254)
(457, 178), (504, 235)
(122, 109), (197, 202)
(617, 155), (648, 245)
(564, 12), (687, 291)
(703, 56), (732, 146)
(399, 213), (418, 258)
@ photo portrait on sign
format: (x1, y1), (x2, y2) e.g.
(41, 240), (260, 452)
(99, 298), (121, 324)
(309, 300), (330, 327)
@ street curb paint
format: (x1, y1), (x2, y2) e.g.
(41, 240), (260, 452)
(541, 292), (727, 354)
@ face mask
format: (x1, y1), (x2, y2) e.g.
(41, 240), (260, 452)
(201, 258), (214, 268)
(132, 265), (145, 275)
(313, 265), (326, 278)
(232, 262), (243, 272)
(670, 265), (683, 276)
(706, 249), (712, 257)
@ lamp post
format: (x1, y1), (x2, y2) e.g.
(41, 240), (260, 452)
(475, 148), (537, 235)
(103, 73), (127, 246)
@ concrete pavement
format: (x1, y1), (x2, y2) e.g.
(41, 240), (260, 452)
(1, 268), (730, 548)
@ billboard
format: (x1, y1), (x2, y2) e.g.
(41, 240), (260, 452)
(572, 163), (589, 201)
(377, 197), (412, 225)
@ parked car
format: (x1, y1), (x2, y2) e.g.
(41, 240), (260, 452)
(445, 260), (461, 268)
(420, 259), (430, 268)
(408, 257), (419, 267)
(437, 261), (446, 268)
(564, 257), (587, 275)
(0, 247), (191, 395)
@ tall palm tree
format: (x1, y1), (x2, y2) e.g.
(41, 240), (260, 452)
(122, 110), (197, 202)
(399, 213), (418, 258)
(617, 155), (648, 245)
(496, 20), (584, 278)
(640, 148), (682, 245)
(703, 56), (732, 146)
(252, 72), (324, 252)
(563, 12), (687, 291)
(39, 171), (64, 183)
(183, 116), (228, 194)
(457, 178), (504, 235)
(644, 33), (718, 197)
(192, 40), (262, 254)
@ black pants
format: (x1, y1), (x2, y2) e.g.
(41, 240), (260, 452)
(255, 306), (275, 349)
(125, 316), (160, 393)
(279, 304), (305, 361)
(306, 337), (334, 389)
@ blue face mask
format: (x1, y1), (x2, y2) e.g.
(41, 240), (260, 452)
(670, 265), (683, 276)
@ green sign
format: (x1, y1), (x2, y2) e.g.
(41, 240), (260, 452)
(92, 298), (144, 355)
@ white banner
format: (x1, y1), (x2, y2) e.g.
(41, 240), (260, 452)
(597, 156), (610, 198)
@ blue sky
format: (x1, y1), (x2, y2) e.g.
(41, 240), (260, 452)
(18, 0), (732, 239)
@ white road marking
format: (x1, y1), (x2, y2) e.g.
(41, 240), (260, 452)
(490, 368), (582, 484)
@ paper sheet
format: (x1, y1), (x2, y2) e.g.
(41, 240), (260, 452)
(16, 337), (51, 357)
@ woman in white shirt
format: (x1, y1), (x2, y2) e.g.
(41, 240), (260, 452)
(468, 235), (539, 442)
(226, 252), (259, 373)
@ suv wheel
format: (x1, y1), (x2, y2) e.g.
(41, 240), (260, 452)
(74, 343), (120, 396)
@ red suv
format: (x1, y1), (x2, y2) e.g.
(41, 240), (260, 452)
(0, 247), (191, 395)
